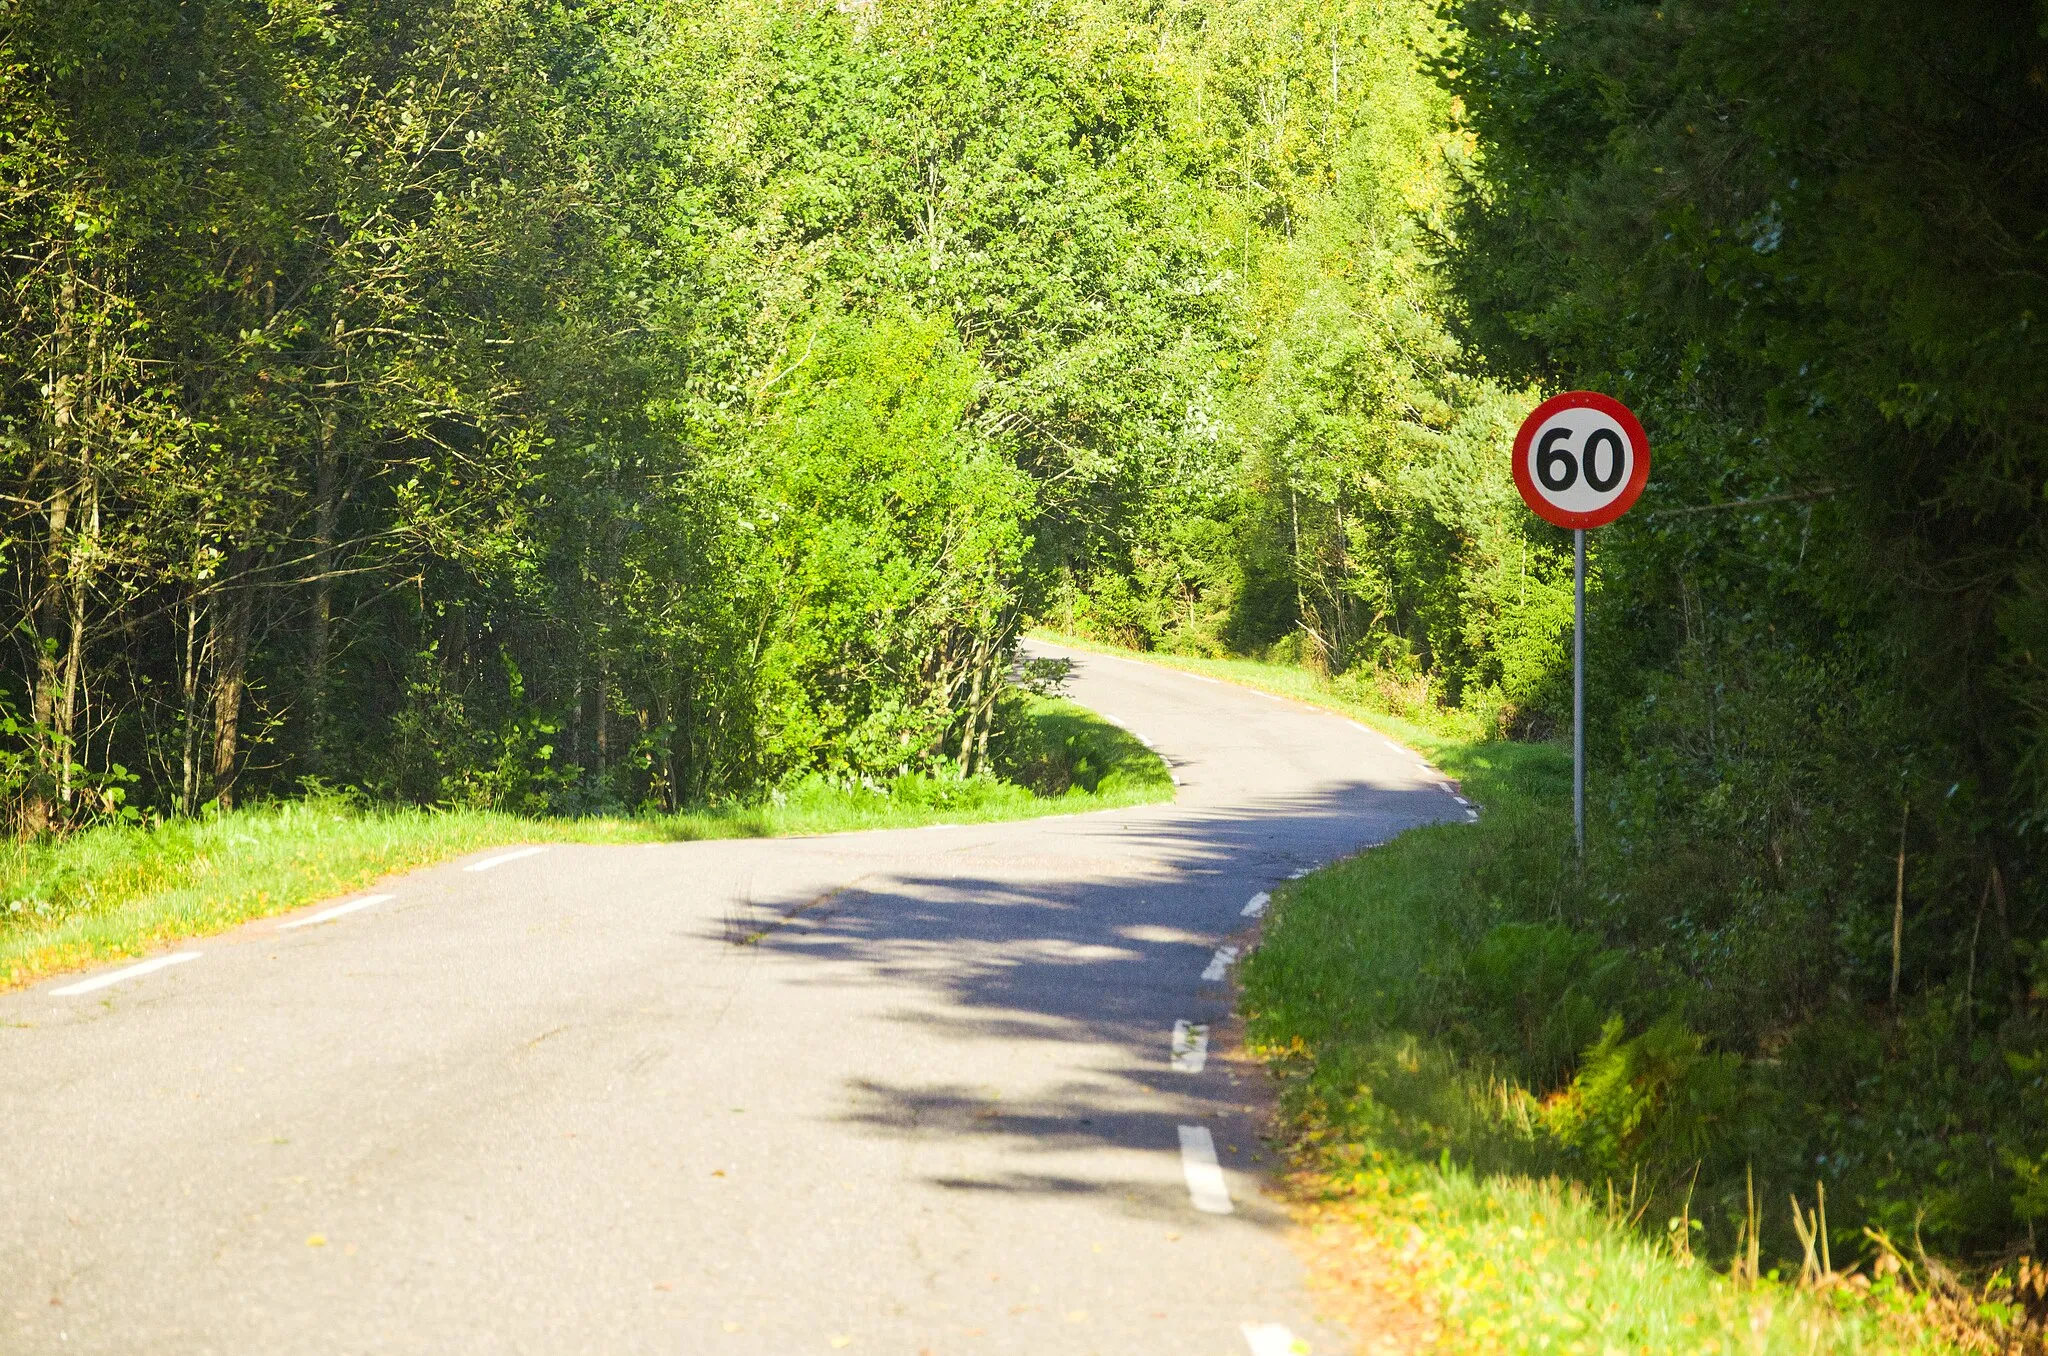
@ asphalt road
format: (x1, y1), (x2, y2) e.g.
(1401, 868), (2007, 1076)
(0, 642), (1468, 1355)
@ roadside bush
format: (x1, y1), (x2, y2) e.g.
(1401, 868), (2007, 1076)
(1543, 1015), (1745, 1187)
(1460, 921), (1639, 1090)
(986, 691), (1168, 799)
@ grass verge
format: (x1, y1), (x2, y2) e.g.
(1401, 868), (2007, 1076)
(1032, 627), (1491, 750)
(1037, 634), (1953, 1353)
(0, 692), (1167, 991)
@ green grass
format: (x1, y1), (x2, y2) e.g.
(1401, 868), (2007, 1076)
(1285, 1120), (1943, 1354)
(1030, 627), (1499, 752)
(0, 693), (1168, 990)
(1040, 634), (1953, 1353)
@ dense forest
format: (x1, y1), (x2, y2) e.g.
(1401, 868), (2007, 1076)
(1426, 0), (2048, 1272)
(7, 0), (2048, 1277)
(1, 0), (1536, 823)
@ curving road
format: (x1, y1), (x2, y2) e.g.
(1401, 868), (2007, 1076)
(0, 642), (1467, 1355)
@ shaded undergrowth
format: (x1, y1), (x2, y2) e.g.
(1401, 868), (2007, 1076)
(1037, 636), (2001, 1352)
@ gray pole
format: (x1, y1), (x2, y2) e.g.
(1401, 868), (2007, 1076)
(1573, 527), (1586, 857)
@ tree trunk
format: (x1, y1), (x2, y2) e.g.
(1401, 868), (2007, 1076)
(971, 610), (1018, 778)
(24, 263), (79, 834)
(957, 633), (987, 777)
(567, 666), (584, 776)
(57, 476), (92, 810)
(1890, 802), (1908, 1008)
(1991, 862), (2019, 1005)
(56, 462), (98, 811)
(26, 482), (69, 835)
(179, 584), (207, 816)
(972, 661), (996, 777)
(211, 568), (254, 810)
(595, 657), (610, 786)
(679, 667), (704, 807)
(303, 407), (341, 775)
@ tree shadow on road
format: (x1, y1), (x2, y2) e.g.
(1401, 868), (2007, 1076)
(702, 777), (1462, 1226)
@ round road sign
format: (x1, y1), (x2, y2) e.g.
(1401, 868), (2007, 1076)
(1512, 391), (1650, 529)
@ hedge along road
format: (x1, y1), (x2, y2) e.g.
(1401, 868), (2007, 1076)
(0, 641), (1464, 1356)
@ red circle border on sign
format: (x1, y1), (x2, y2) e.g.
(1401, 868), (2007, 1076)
(1511, 390), (1651, 529)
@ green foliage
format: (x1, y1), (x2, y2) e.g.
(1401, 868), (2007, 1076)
(1235, 691), (1947, 1347)
(1400, 0), (2048, 1269)
(748, 308), (1032, 781)
(1049, 0), (1575, 731)
(8, 0), (2048, 1297)
(0, 0), (1224, 822)
(1228, 637), (2048, 1333)
(1544, 1016), (1745, 1184)
(987, 689), (1172, 800)
(1463, 923), (1641, 1091)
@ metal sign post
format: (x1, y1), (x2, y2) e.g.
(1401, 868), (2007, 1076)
(1510, 391), (1651, 860)
(1574, 527), (1586, 855)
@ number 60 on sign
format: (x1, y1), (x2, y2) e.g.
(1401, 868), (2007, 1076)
(1511, 390), (1650, 530)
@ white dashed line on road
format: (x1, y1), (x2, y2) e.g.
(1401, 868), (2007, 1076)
(1201, 945), (1239, 982)
(463, 846), (549, 873)
(280, 894), (394, 930)
(1240, 891), (1270, 918)
(51, 951), (202, 997)
(1286, 867), (1310, 879)
(1170, 1020), (1209, 1073)
(1177, 1125), (1234, 1214)
(1241, 1321), (1302, 1355)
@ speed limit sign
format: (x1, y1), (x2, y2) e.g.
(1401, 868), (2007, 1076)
(1511, 390), (1649, 859)
(1512, 391), (1650, 529)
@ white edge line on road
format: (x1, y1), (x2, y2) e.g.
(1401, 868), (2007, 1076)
(1178, 1125), (1234, 1214)
(1170, 1019), (1210, 1073)
(1241, 1322), (1301, 1355)
(1286, 867), (1310, 880)
(280, 893), (395, 930)
(1241, 891), (1270, 917)
(52, 951), (202, 997)
(463, 845), (549, 873)
(1201, 945), (1239, 982)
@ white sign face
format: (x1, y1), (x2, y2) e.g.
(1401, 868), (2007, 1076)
(1512, 391), (1650, 529)
(1522, 404), (1636, 517)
